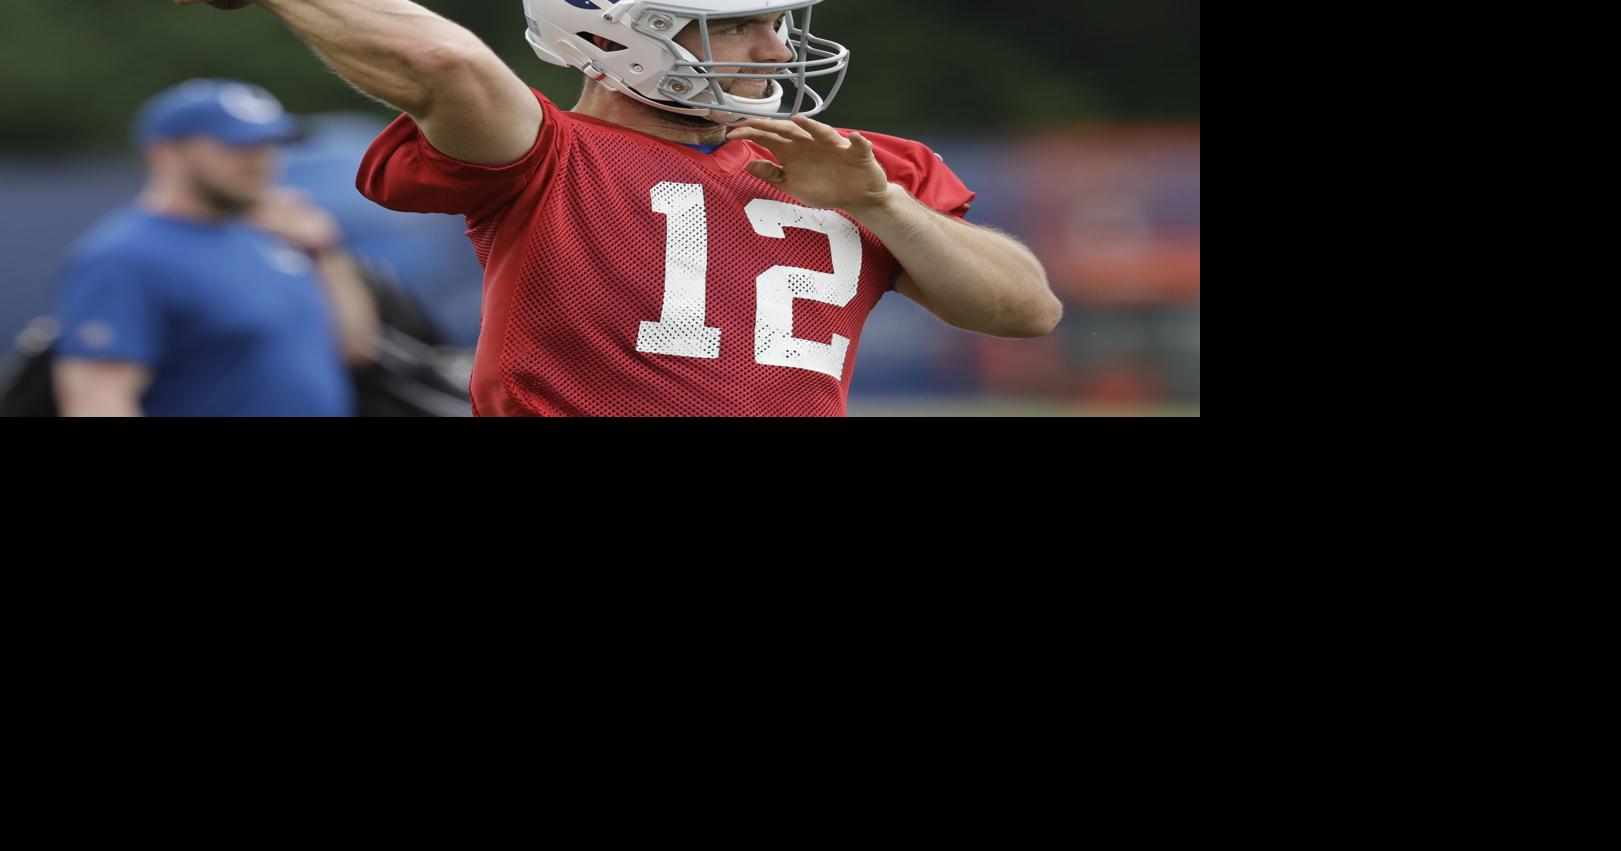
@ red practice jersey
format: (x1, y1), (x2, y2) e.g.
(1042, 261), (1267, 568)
(358, 89), (975, 417)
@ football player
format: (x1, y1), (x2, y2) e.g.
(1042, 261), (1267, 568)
(178, 0), (1062, 416)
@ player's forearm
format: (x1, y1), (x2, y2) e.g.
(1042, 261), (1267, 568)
(254, 0), (501, 115)
(849, 185), (1062, 339)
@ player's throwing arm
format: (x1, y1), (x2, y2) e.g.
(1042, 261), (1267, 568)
(175, 0), (542, 166)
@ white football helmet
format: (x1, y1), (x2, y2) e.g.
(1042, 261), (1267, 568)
(522, 0), (851, 125)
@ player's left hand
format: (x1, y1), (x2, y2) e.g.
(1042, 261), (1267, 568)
(728, 114), (892, 213)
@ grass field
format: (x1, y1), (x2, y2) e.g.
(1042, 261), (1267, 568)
(847, 397), (1200, 418)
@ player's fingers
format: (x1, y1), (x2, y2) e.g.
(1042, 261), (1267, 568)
(746, 160), (787, 184)
(847, 132), (876, 159)
(727, 127), (796, 154)
(738, 117), (815, 143)
(791, 113), (845, 145)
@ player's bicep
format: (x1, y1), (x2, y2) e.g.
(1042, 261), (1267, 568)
(53, 359), (152, 418)
(411, 55), (544, 167)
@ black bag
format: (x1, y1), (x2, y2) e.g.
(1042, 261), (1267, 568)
(349, 262), (474, 418)
(0, 319), (60, 418)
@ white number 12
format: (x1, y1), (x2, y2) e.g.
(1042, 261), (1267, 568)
(636, 182), (863, 380)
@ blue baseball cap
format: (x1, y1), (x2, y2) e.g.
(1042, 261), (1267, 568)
(134, 79), (303, 149)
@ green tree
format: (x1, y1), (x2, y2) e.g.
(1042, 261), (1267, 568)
(0, 1), (1198, 153)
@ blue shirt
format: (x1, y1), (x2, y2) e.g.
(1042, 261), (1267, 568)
(54, 206), (355, 417)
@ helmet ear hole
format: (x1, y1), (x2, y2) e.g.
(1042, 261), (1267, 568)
(586, 34), (629, 52)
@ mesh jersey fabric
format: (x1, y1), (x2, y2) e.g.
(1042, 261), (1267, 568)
(358, 88), (975, 417)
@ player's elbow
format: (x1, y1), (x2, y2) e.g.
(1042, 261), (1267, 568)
(984, 240), (1060, 338)
(408, 39), (476, 78)
(999, 268), (1064, 339)
(1001, 295), (1064, 338)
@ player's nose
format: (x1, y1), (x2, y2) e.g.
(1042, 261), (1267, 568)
(753, 29), (794, 64)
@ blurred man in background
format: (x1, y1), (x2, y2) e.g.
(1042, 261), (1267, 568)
(52, 78), (380, 417)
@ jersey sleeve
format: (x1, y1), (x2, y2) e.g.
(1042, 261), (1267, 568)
(859, 131), (978, 220)
(356, 88), (567, 226)
(53, 250), (166, 366)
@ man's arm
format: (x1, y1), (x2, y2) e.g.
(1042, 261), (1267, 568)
(177, 0), (542, 166)
(869, 194), (1060, 339)
(54, 361), (152, 418)
(248, 189), (381, 366)
(730, 115), (1063, 339)
(314, 249), (383, 366)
